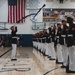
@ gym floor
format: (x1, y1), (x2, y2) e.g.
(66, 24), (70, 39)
(0, 47), (74, 75)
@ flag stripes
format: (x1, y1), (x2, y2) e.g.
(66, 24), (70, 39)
(8, 0), (25, 23)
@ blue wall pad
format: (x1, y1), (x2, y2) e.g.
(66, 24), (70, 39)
(0, 34), (33, 47)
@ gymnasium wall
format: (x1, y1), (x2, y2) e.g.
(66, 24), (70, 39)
(0, 0), (75, 46)
(0, 0), (75, 34)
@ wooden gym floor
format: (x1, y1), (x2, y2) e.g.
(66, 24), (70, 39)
(0, 47), (74, 75)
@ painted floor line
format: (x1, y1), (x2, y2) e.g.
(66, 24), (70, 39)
(43, 67), (61, 75)
(0, 48), (11, 57)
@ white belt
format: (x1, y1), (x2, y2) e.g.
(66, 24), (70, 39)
(68, 35), (73, 37)
(61, 35), (66, 37)
(48, 37), (50, 38)
(12, 37), (19, 40)
(56, 36), (59, 38)
(49, 36), (51, 38)
(12, 37), (17, 38)
(43, 37), (46, 39)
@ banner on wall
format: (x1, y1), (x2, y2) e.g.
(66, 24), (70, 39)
(43, 8), (75, 22)
(26, 0), (43, 9)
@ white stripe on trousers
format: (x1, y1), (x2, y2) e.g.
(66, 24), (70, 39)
(57, 44), (63, 62)
(69, 46), (75, 71)
(62, 45), (68, 66)
(11, 44), (17, 59)
(49, 42), (56, 59)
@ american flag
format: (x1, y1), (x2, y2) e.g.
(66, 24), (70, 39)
(8, 0), (26, 23)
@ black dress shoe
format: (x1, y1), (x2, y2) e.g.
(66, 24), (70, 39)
(50, 58), (55, 60)
(61, 65), (67, 68)
(56, 62), (63, 64)
(48, 56), (51, 58)
(11, 59), (17, 61)
(56, 59), (63, 64)
(43, 53), (45, 56)
(66, 70), (75, 73)
(40, 51), (43, 53)
(43, 53), (47, 56)
(44, 54), (48, 56)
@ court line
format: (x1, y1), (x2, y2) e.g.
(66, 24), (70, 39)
(0, 48), (11, 64)
(43, 67), (61, 75)
(0, 48), (11, 57)
(4, 64), (28, 67)
(0, 68), (31, 72)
